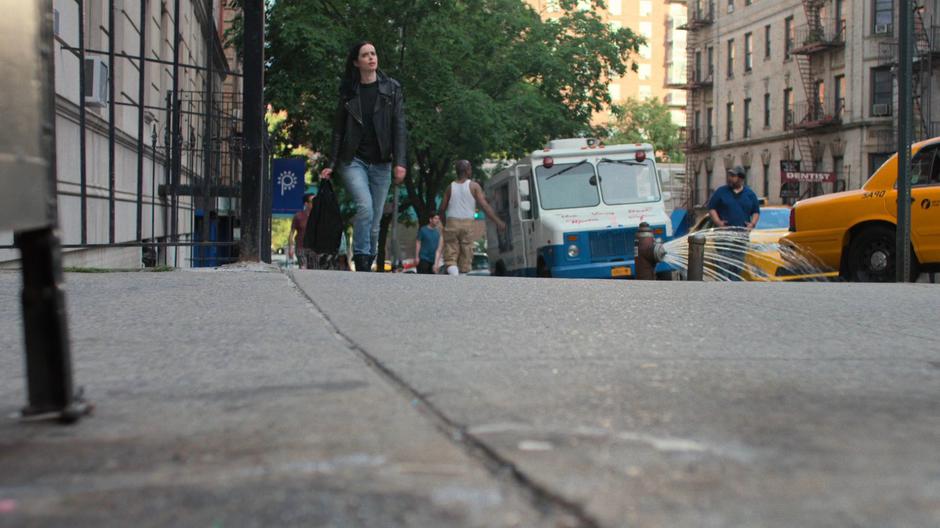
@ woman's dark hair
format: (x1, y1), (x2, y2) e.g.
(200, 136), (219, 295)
(340, 40), (374, 96)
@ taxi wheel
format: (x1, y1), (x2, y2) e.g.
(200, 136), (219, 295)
(846, 226), (918, 282)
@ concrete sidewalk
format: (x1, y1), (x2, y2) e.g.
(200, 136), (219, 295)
(1, 268), (938, 527)
(0, 268), (557, 528)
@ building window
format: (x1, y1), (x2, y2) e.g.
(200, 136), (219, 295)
(744, 98), (752, 138)
(745, 33), (753, 72)
(764, 92), (771, 128)
(869, 153), (892, 177)
(814, 80), (825, 120)
(610, 0), (623, 15)
(638, 63), (652, 80)
(727, 39), (735, 78)
(764, 24), (771, 59)
(763, 161), (771, 198)
(835, 0), (846, 39)
(707, 107), (714, 143)
(728, 0), (735, 13)
(639, 0), (652, 17)
(707, 46), (714, 77)
(833, 155), (845, 189)
(834, 75), (846, 117)
(873, 0), (893, 33)
(784, 87), (793, 127)
(695, 50), (702, 82)
(871, 68), (893, 116)
(746, 0), (752, 5)
(727, 102), (735, 140)
(785, 16), (794, 59)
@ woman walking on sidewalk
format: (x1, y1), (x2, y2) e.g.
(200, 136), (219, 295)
(320, 41), (407, 272)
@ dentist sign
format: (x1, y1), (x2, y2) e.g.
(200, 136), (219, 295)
(272, 158), (307, 216)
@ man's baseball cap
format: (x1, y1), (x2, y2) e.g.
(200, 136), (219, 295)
(727, 166), (747, 178)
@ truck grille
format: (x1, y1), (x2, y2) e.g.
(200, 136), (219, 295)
(589, 229), (633, 262)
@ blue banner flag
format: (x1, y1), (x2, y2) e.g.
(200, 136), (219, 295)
(272, 158), (307, 215)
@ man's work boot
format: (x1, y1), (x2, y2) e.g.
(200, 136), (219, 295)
(353, 254), (371, 272)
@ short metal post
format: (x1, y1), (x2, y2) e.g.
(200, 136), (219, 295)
(687, 233), (706, 281)
(14, 229), (87, 422)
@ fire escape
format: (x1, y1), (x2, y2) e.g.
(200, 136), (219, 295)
(876, 6), (940, 151)
(677, 0), (715, 207)
(789, 0), (846, 175)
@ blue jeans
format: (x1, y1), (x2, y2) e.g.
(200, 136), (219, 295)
(341, 158), (391, 256)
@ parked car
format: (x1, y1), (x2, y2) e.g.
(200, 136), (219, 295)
(784, 136), (940, 281)
(690, 205), (836, 281)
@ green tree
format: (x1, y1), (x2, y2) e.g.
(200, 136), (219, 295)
(263, 0), (643, 226)
(608, 97), (685, 163)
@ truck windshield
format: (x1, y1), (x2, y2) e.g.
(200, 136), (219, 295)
(597, 159), (661, 205)
(535, 162), (600, 210)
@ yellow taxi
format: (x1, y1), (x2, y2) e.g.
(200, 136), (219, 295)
(690, 206), (836, 281)
(784, 137), (940, 281)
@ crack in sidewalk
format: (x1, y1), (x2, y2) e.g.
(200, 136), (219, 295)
(285, 271), (601, 528)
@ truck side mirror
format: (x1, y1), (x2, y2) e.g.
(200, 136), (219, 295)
(520, 200), (531, 213)
(519, 179), (530, 198)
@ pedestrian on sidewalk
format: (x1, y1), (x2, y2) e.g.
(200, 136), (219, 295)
(707, 165), (760, 280)
(288, 193), (315, 268)
(319, 41), (408, 273)
(415, 213), (443, 274)
(440, 160), (506, 276)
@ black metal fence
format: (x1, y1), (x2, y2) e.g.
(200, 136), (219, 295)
(1, 0), (258, 269)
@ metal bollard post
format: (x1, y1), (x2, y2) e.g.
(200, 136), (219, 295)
(687, 233), (706, 281)
(3, 0), (90, 423)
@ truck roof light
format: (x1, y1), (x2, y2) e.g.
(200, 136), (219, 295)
(635, 150), (647, 162)
(543, 157), (554, 168)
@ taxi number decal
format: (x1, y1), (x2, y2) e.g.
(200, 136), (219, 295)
(862, 191), (886, 199)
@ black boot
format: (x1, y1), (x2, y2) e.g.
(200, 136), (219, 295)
(354, 254), (371, 272)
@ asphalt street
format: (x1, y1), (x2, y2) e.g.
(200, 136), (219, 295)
(1, 267), (938, 527)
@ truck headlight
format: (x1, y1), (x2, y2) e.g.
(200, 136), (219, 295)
(567, 245), (580, 258)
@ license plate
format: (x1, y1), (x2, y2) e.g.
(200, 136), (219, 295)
(611, 266), (632, 277)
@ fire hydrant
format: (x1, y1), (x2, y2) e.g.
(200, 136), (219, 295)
(635, 222), (666, 280)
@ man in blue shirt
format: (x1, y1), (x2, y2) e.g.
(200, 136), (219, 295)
(706, 166), (760, 280)
(415, 213), (443, 274)
(707, 166), (761, 228)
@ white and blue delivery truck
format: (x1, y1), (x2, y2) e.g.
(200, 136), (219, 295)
(484, 138), (676, 279)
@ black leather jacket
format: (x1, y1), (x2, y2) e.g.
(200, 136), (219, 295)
(329, 72), (407, 170)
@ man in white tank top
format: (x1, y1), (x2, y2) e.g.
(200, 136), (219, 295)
(439, 160), (506, 276)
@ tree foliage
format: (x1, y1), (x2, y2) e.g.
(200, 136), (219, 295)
(608, 97), (684, 163)
(263, 0), (643, 225)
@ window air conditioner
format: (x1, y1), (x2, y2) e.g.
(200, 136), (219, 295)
(874, 23), (891, 35)
(83, 57), (109, 108)
(872, 103), (891, 116)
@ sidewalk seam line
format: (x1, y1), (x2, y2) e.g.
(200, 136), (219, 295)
(285, 271), (601, 528)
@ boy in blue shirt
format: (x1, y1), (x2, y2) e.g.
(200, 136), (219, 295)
(415, 213), (443, 274)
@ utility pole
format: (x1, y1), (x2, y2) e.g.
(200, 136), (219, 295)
(240, 0), (265, 261)
(896, 0), (913, 282)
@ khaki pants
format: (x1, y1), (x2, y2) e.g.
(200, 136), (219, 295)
(443, 217), (475, 273)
